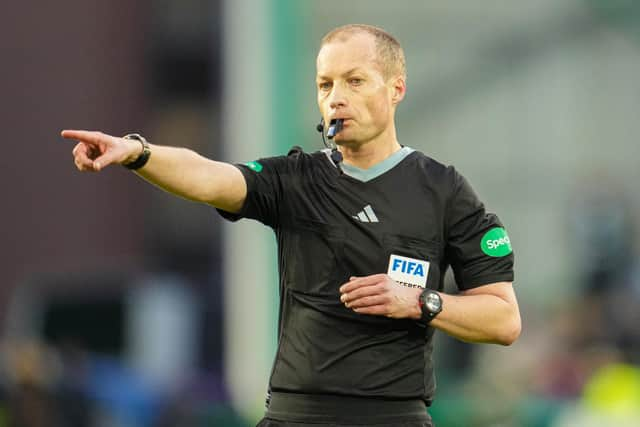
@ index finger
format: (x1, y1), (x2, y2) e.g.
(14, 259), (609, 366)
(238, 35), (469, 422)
(60, 130), (107, 145)
(339, 274), (387, 293)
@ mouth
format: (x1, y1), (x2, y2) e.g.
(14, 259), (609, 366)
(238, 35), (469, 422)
(329, 118), (353, 132)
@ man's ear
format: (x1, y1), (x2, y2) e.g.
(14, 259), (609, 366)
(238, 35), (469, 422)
(391, 76), (406, 105)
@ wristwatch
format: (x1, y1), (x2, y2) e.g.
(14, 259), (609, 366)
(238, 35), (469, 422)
(122, 133), (151, 170)
(418, 289), (443, 324)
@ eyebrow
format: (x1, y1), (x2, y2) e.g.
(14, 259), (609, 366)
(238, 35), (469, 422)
(316, 67), (366, 81)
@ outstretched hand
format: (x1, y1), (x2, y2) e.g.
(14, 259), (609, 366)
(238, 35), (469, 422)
(339, 274), (423, 319)
(61, 130), (141, 172)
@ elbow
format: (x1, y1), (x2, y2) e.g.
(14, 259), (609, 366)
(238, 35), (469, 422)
(497, 315), (521, 346)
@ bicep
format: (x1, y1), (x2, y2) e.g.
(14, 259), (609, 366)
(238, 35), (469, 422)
(203, 160), (247, 213)
(212, 154), (294, 227)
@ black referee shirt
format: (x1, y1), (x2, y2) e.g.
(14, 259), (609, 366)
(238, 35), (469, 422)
(218, 146), (514, 408)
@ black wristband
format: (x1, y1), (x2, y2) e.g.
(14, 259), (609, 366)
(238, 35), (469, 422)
(122, 133), (151, 170)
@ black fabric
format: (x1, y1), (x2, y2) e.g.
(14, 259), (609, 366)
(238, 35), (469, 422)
(265, 392), (429, 424)
(444, 173), (514, 290)
(217, 148), (514, 420)
(256, 418), (434, 427)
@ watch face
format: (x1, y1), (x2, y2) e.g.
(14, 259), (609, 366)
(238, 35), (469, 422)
(425, 293), (441, 312)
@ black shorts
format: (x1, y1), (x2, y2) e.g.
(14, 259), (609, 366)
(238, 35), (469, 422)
(262, 392), (432, 426)
(256, 419), (433, 427)
(257, 393), (434, 426)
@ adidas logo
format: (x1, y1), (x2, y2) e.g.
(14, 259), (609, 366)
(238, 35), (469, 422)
(352, 205), (379, 223)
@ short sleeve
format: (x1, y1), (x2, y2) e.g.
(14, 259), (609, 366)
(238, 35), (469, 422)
(444, 169), (514, 291)
(216, 155), (293, 228)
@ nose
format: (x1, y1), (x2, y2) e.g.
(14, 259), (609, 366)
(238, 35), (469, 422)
(328, 84), (347, 110)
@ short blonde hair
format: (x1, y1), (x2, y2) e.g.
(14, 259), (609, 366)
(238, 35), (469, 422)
(320, 24), (406, 80)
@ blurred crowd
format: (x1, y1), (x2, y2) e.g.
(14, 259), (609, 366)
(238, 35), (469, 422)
(0, 338), (248, 427)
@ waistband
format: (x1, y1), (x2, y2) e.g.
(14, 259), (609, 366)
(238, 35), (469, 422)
(265, 392), (429, 424)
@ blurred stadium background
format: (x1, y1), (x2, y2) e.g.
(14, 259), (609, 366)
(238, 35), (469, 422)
(2, 0), (640, 425)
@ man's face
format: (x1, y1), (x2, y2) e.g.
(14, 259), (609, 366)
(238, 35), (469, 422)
(316, 33), (401, 145)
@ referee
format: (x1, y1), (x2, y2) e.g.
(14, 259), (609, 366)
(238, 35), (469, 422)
(63, 24), (521, 427)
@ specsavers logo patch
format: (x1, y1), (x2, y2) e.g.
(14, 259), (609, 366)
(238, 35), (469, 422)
(245, 161), (263, 172)
(481, 228), (512, 257)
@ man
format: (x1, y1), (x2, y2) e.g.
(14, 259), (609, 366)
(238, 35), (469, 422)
(63, 24), (520, 427)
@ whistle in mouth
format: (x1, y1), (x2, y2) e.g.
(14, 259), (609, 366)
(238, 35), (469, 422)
(327, 119), (344, 139)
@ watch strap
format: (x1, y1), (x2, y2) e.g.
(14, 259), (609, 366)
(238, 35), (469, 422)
(122, 133), (151, 170)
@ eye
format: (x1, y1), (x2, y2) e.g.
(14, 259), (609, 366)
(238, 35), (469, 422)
(349, 78), (363, 86)
(318, 81), (332, 91)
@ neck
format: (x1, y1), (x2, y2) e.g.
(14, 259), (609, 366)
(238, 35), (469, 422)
(338, 125), (401, 169)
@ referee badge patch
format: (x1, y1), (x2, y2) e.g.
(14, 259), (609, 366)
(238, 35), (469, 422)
(387, 254), (429, 289)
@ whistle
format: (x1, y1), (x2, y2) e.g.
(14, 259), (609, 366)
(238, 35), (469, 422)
(327, 119), (344, 139)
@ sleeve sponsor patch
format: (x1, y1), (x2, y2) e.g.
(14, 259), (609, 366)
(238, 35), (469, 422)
(244, 160), (263, 172)
(480, 227), (512, 257)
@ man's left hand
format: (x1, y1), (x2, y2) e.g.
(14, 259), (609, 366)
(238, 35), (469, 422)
(339, 274), (422, 319)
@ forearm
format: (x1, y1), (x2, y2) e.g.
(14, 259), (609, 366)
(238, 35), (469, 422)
(64, 129), (248, 212)
(430, 290), (521, 346)
(134, 144), (246, 212)
(341, 276), (521, 346)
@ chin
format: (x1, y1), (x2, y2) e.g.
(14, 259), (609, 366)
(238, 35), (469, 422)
(334, 132), (357, 145)
(334, 138), (356, 147)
